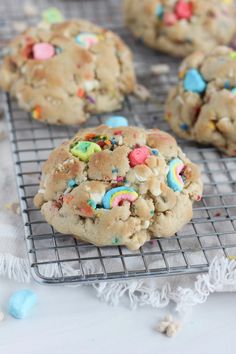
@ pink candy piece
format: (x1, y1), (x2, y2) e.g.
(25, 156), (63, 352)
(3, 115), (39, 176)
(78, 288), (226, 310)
(33, 43), (55, 60)
(163, 13), (177, 26)
(175, 0), (193, 20)
(129, 146), (150, 167)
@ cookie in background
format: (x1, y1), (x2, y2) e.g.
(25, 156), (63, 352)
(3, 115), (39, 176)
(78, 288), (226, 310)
(0, 20), (136, 125)
(165, 46), (236, 156)
(124, 0), (236, 57)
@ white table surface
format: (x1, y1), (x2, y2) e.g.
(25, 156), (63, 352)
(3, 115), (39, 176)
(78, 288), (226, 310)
(0, 277), (235, 354)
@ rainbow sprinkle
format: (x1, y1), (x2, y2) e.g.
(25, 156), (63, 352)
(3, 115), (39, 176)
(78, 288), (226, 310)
(102, 186), (138, 209)
(167, 158), (185, 192)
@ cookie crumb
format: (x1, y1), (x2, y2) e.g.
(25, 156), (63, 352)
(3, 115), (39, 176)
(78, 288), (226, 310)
(13, 21), (27, 32)
(133, 84), (151, 101)
(5, 202), (21, 215)
(155, 315), (181, 337)
(150, 64), (170, 75)
(228, 256), (236, 260)
(23, 3), (38, 16)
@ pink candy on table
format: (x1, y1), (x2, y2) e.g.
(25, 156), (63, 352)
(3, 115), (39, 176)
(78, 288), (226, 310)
(129, 146), (150, 167)
(175, 0), (193, 20)
(32, 42), (55, 60)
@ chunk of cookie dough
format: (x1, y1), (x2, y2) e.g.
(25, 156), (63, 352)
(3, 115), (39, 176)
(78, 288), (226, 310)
(124, 0), (236, 57)
(34, 125), (203, 250)
(0, 20), (136, 125)
(165, 46), (236, 155)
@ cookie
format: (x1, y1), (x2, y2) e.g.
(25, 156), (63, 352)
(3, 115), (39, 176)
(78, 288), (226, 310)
(124, 0), (236, 57)
(34, 125), (202, 250)
(0, 20), (136, 125)
(165, 46), (236, 156)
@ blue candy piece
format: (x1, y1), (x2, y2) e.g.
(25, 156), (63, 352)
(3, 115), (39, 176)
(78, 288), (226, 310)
(151, 149), (159, 155)
(8, 289), (37, 319)
(68, 179), (77, 188)
(183, 69), (206, 94)
(156, 4), (164, 18)
(105, 116), (128, 128)
(180, 123), (189, 131)
(224, 80), (231, 89)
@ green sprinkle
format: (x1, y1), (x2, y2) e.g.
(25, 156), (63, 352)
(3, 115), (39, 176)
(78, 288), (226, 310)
(87, 199), (96, 209)
(230, 51), (236, 60)
(150, 210), (155, 215)
(112, 237), (120, 245)
(42, 7), (64, 24)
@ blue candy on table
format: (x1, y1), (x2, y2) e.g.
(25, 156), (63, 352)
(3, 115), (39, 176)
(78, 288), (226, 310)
(183, 68), (206, 94)
(8, 289), (37, 319)
(105, 116), (128, 128)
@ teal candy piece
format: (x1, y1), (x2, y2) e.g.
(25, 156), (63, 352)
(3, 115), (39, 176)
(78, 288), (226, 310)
(55, 46), (62, 54)
(231, 88), (236, 95)
(156, 4), (164, 18)
(8, 289), (37, 319)
(224, 80), (231, 89)
(87, 199), (96, 209)
(68, 179), (77, 188)
(105, 116), (128, 128)
(183, 69), (206, 94)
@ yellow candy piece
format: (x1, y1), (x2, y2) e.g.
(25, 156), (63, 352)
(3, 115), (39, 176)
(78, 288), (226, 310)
(208, 121), (215, 130)
(178, 70), (185, 79)
(70, 141), (101, 162)
(228, 256), (236, 260)
(230, 51), (236, 59)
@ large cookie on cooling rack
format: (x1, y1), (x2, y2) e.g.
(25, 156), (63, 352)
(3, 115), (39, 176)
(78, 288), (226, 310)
(34, 125), (203, 250)
(165, 46), (236, 156)
(0, 20), (136, 125)
(124, 0), (236, 57)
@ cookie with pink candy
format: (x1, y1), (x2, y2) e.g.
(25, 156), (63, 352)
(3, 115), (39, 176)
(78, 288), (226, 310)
(0, 20), (136, 125)
(34, 125), (202, 250)
(124, 0), (236, 57)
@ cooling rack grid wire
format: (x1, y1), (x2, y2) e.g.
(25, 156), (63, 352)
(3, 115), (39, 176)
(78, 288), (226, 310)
(1, 0), (236, 284)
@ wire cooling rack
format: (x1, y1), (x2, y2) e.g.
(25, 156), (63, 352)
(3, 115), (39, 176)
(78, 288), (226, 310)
(1, 0), (236, 284)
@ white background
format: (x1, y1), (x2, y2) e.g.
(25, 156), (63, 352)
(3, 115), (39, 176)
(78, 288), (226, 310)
(0, 277), (235, 354)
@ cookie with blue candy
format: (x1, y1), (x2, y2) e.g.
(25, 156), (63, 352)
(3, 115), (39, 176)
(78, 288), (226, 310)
(34, 125), (202, 250)
(165, 46), (236, 156)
